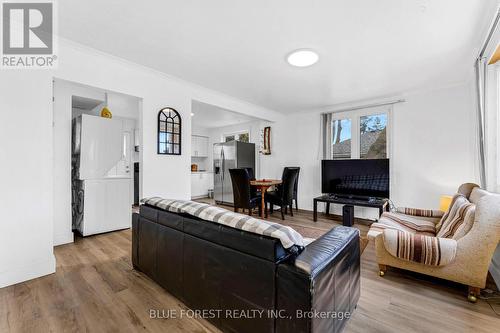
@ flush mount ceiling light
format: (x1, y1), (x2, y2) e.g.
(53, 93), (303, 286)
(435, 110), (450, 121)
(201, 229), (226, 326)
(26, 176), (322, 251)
(287, 49), (319, 67)
(190, 112), (194, 116)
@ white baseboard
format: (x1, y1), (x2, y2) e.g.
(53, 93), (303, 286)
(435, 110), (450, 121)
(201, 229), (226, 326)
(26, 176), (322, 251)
(53, 231), (74, 246)
(0, 255), (56, 289)
(191, 195), (209, 200)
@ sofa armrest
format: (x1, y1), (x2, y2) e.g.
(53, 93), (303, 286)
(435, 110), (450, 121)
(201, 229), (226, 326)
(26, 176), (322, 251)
(294, 227), (359, 275)
(382, 229), (457, 266)
(396, 207), (444, 218)
(276, 227), (360, 333)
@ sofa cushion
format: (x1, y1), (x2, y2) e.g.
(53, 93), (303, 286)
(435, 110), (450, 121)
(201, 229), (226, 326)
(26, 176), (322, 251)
(436, 194), (467, 231)
(378, 212), (437, 233)
(396, 207), (444, 218)
(367, 222), (415, 240)
(382, 229), (457, 266)
(469, 187), (490, 205)
(367, 215), (435, 240)
(436, 194), (475, 239)
(449, 205), (475, 240)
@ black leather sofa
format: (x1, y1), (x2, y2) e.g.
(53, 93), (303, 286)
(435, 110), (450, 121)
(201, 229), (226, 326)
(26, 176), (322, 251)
(132, 205), (360, 333)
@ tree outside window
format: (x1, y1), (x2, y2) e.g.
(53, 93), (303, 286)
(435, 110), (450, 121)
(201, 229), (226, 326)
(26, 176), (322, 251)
(360, 114), (387, 159)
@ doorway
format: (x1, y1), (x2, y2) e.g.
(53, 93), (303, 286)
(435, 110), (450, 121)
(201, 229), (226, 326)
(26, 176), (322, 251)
(52, 79), (143, 245)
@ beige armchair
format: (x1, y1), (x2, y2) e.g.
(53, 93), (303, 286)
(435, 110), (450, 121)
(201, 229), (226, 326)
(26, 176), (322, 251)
(368, 183), (500, 302)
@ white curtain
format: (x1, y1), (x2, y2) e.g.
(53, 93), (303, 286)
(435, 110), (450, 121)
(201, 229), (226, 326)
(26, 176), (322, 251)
(476, 8), (500, 290)
(475, 57), (488, 188)
(475, 9), (500, 192)
(484, 64), (500, 193)
(319, 113), (332, 160)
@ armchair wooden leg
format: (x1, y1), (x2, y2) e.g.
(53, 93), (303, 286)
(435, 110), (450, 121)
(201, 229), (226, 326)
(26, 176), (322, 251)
(281, 206), (285, 220)
(289, 203), (294, 217)
(378, 264), (387, 277)
(234, 207), (238, 213)
(468, 286), (480, 303)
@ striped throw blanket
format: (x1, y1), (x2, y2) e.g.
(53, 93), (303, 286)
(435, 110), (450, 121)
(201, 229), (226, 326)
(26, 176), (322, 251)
(141, 197), (305, 249)
(383, 229), (457, 266)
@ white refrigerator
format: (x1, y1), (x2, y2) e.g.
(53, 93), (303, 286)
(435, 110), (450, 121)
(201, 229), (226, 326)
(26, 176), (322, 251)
(72, 114), (132, 236)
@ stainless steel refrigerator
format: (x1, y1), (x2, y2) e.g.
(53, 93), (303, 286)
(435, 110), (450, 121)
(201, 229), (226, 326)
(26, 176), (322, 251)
(213, 141), (255, 205)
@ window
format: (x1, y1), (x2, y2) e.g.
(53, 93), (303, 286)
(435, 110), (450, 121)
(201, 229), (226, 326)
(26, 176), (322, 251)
(223, 131), (250, 143)
(360, 113), (387, 159)
(331, 118), (352, 159)
(158, 108), (181, 155)
(329, 108), (390, 160)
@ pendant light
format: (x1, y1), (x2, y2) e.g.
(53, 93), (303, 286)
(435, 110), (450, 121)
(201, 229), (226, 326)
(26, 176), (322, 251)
(100, 92), (112, 118)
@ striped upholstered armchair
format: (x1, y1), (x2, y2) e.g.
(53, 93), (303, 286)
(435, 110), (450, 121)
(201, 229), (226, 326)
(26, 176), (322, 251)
(367, 183), (500, 302)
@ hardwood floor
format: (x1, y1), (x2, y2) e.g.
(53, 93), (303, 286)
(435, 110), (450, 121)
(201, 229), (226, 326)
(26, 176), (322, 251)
(1, 208), (499, 332)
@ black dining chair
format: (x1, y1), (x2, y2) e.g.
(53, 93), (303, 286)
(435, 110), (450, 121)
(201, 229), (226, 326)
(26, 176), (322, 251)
(265, 167), (299, 220)
(282, 167), (300, 212)
(229, 168), (261, 216)
(243, 167), (259, 198)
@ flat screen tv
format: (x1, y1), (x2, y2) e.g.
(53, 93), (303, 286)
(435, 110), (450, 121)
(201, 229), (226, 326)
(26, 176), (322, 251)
(321, 159), (390, 199)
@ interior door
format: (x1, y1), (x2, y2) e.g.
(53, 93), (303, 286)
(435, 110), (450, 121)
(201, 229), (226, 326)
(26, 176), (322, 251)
(213, 144), (223, 203)
(115, 131), (132, 178)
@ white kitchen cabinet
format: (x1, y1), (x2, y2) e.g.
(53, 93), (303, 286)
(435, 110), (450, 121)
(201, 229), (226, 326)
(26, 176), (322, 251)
(191, 172), (213, 198)
(191, 135), (209, 157)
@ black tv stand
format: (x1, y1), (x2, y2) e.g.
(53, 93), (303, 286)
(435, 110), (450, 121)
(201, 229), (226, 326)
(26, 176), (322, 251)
(313, 194), (389, 226)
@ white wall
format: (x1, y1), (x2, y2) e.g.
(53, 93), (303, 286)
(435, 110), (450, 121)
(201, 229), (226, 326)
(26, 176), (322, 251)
(259, 82), (479, 218)
(0, 38), (281, 288)
(391, 83), (478, 208)
(0, 71), (56, 288)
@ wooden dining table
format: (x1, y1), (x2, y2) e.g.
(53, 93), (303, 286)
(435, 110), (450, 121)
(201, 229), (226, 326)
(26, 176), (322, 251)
(250, 179), (282, 219)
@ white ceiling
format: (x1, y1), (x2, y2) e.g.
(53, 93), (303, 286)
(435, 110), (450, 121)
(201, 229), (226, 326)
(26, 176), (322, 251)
(58, 0), (495, 113)
(191, 101), (260, 128)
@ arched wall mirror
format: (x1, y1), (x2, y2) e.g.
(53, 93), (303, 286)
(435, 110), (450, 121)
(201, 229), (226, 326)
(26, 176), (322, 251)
(158, 107), (181, 155)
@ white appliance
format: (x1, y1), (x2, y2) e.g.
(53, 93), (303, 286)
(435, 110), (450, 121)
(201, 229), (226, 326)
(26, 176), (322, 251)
(72, 114), (132, 236)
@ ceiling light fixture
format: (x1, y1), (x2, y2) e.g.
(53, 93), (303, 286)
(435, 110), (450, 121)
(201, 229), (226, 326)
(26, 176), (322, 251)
(287, 49), (319, 67)
(190, 113), (194, 116)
